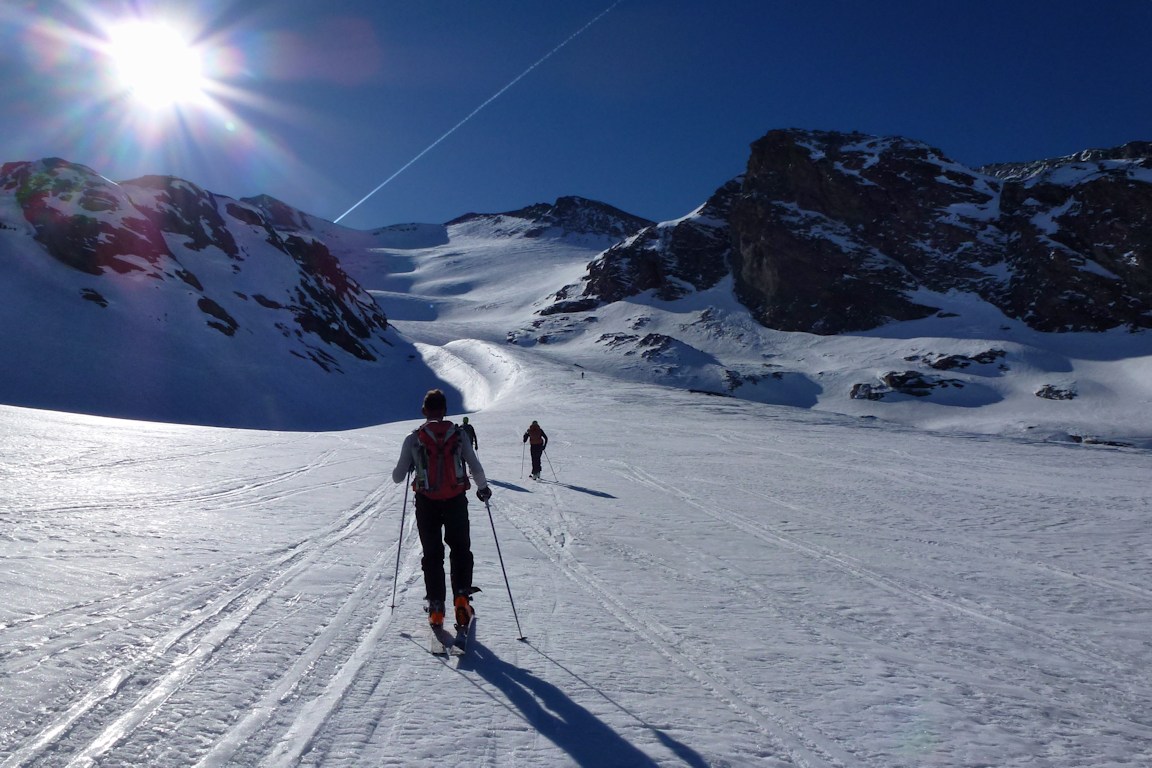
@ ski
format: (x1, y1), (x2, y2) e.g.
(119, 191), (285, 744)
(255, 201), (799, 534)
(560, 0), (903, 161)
(450, 615), (476, 655)
(428, 622), (471, 656)
(427, 589), (480, 657)
(429, 625), (450, 656)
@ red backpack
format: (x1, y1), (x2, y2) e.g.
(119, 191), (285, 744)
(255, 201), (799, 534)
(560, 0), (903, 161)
(411, 421), (470, 500)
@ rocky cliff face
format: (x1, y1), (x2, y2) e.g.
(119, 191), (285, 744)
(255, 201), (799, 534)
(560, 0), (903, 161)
(0, 158), (389, 370)
(987, 142), (1152, 331)
(545, 180), (738, 314)
(730, 131), (1005, 333)
(546, 129), (1152, 335)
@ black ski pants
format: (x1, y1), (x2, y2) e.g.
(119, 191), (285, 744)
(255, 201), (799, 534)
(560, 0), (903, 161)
(529, 444), (545, 475)
(414, 491), (473, 603)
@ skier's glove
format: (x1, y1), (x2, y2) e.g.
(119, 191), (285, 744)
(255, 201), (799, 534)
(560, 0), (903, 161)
(476, 487), (492, 503)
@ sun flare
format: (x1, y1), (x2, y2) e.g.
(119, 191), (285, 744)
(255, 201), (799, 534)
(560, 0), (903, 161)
(106, 21), (206, 109)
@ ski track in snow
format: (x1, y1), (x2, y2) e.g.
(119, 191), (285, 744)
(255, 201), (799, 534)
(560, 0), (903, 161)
(615, 461), (1152, 727)
(495, 486), (853, 768)
(3, 376), (1152, 766)
(1, 435), (416, 768)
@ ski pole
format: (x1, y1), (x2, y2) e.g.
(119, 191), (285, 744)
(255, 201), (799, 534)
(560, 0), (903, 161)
(390, 472), (411, 609)
(543, 447), (557, 480)
(520, 441), (526, 478)
(485, 499), (527, 642)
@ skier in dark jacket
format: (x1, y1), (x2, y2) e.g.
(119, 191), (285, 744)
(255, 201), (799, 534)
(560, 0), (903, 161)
(461, 416), (478, 450)
(393, 389), (491, 630)
(522, 420), (548, 480)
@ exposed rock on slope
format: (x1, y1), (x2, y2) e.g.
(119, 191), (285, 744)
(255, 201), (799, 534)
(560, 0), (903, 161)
(730, 131), (1003, 333)
(0, 158), (389, 368)
(545, 180), (737, 314)
(545, 129), (1152, 335)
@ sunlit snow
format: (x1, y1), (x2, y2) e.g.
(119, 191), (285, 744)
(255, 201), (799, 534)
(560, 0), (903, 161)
(2, 215), (1151, 767)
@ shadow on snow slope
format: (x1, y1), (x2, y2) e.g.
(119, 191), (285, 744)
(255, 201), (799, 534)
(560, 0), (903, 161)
(460, 639), (709, 768)
(488, 478), (617, 499)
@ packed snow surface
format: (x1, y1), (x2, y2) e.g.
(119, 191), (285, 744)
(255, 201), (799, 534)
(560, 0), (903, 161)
(3, 220), (1151, 767)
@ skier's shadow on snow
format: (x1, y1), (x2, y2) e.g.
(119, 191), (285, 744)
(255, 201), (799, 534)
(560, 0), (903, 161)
(465, 640), (707, 767)
(489, 479), (616, 499)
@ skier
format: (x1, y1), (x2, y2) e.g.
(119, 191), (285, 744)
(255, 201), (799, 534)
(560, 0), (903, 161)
(522, 420), (549, 480)
(392, 389), (492, 630)
(461, 416), (478, 450)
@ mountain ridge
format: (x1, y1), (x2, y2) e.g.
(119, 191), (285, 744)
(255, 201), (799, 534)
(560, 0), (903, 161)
(0, 158), (441, 429)
(2, 129), (1150, 440)
(549, 128), (1152, 335)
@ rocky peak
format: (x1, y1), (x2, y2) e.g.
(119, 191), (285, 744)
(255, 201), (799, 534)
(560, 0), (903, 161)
(540, 128), (1152, 335)
(1, 158), (175, 277)
(544, 180), (739, 313)
(729, 128), (1007, 333)
(447, 196), (652, 240)
(127, 174), (244, 257)
(992, 142), (1152, 331)
(736, 129), (1152, 333)
(0, 158), (389, 368)
(241, 194), (315, 232)
(983, 140), (1152, 181)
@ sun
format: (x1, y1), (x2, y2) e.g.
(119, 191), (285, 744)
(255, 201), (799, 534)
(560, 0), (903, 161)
(106, 21), (206, 109)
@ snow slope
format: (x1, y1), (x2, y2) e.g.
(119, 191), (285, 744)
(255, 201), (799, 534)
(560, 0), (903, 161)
(3, 222), (1152, 766)
(353, 215), (1152, 448)
(3, 348), (1151, 767)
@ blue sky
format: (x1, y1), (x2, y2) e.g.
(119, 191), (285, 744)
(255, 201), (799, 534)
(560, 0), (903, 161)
(3, 1), (1150, 229)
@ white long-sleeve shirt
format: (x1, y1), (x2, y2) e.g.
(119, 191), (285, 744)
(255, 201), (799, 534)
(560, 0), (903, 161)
(392, 421), (488, 490)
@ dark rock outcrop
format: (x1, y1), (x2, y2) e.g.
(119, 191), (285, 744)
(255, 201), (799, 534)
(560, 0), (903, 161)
(544, 180), (738, 313)
(541, 129), (1152, 336)
(988, 142), (1152, 331)
(851, 371), (967, 400)
(1036, 384), (1077, 400)
(729, 130), (1003, 333)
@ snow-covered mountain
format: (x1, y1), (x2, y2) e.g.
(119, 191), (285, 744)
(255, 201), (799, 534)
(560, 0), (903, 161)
(0, 159), (445, 429)
(2, 131), (1151, 445)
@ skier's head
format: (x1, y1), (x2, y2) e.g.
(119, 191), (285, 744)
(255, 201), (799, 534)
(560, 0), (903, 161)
(422, 389), (447, 420)
(462, 417), (469, 424)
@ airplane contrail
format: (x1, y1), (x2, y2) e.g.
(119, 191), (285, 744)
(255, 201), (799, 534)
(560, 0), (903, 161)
(335, 1), (623, 224)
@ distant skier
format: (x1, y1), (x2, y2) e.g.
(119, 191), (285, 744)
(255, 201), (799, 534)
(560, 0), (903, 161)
(522, 420), (549, 480)
(461, 416), (478, 450)
(392, 389), (492, 630)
